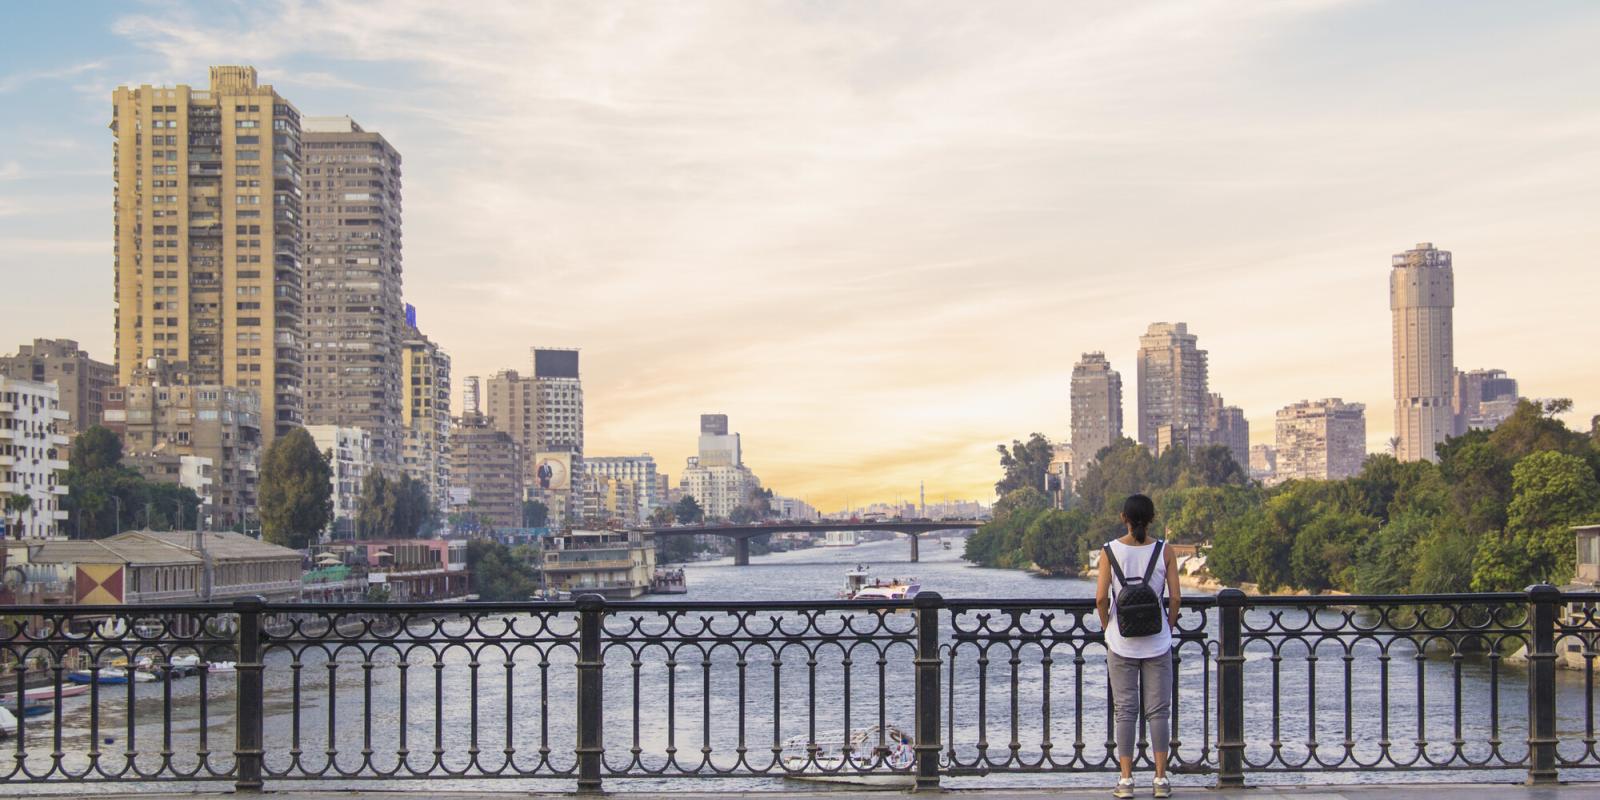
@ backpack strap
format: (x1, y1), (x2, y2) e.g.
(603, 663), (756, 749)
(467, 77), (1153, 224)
(1139, 540), (1165, 584)
(1102, 544), (1128, 588)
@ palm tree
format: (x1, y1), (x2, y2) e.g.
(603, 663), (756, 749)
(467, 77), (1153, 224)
(1387, 436), (1401, 457)
(3, 494), (33, 539)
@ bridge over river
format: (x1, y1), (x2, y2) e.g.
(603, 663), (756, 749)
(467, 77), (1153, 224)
(642, 519), (983, 564)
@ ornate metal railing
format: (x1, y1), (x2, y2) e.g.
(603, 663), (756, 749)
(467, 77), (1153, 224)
(0, 587), (1596, 791)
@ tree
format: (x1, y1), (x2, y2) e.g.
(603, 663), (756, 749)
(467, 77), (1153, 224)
(1473, 450), (1600, 589)
(522, 499), (549, 528)
(357, 471), (397, 540)
(258, 427), (333, 549)
(1024, 509), (1092, 575)
(465, 539), (539, 601)
(995, 433), (1055, 496)
(69, 426), (123, 473)
(1184, 445), (1248, 488)
(674, 496), (704, 525)
(3, 494), (32, 537)
(648, 505), (675, 526)
(395, 473), (435, 538)
(1074, 438), (1157, 515)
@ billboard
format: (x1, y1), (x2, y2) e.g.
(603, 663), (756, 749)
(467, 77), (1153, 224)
(534, 349), (580, 379)
(700, 414), (729, 435)
(75, 564), (125, 605)
(533, 452), (572, 492)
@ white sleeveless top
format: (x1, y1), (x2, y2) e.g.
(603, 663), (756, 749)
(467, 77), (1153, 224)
(1104, 538), (1173, 659)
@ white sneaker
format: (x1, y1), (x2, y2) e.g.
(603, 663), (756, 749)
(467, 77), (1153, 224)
(1152, 776), (1172, 798)
(1112, 776), (1136, 799)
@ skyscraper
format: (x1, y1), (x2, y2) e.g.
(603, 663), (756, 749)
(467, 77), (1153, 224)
(111, 66), (305, 443)
(1070, 352), (1122, 464)
(1390, 242), (1454, 462)
(1453, 368), (1520, 434)
(1275, 398), (1367, 481)
(301, 117), (405, 469)
(1136, 323), (1208, 452)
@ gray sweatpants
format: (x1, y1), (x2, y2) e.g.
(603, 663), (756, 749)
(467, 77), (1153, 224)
(1107, 649), (1173, 759)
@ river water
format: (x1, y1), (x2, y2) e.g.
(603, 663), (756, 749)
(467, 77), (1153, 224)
(13, 534), (1598, 792)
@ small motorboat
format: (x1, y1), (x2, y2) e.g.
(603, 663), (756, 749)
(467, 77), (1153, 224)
(0, 684), (89, 704)
(781, 725), (916, 786)
(204, 661), (236, 673)
(16, 701), (54, 718)
(67, 667), (156, 685)
(0, 706), (16, 738)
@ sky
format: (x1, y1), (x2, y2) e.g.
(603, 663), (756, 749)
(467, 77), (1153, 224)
(2, 1), (1598, 512)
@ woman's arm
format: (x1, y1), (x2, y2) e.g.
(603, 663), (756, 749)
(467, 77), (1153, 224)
(1095, 549), (1112, 629)
(1165, 542), (1181, 630)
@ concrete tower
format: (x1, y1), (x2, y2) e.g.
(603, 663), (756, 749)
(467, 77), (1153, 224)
(111, 66), (305, 444)
(1136, 323), (1208, 452)
(1390, 243), (1454, 462)
(1070, 352), (1123, 463)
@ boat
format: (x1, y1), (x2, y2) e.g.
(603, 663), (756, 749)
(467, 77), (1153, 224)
(17, 701), (54, 718)
(823, 530), (859, 547)
(0, 684), (89, 704)
(0, 706), (16, 738)
(942, 540), (952, 550)
(842, 566), (921, 601)
(66, 667), (156, 685)
(205, 661), (236, 673)
(781, 725), (915, 786)
(649, 568), (688, 595)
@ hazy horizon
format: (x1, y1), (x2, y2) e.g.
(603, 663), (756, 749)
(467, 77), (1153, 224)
(3, 1), (1598, 510)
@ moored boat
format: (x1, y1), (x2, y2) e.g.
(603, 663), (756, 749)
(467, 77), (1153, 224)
(841, 566), (920, 601)
(0, 684), (89, 704)
(781, 725), (915, 786)
(67, 667), (156, 685)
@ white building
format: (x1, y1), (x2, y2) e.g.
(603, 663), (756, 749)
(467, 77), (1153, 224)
(769, 495), (820, 520)
(585, 454), (661, 521)
(0, 376), (70, 540)
(306, 425), (373, 540)
(679, 414), (762, 521)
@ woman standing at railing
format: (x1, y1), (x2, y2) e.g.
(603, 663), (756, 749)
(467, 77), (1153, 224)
(1096, 493), (1180, 798)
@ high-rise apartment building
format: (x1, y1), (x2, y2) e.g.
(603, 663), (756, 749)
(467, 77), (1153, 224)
(0, 339), (116, 438)
(1453, 368), (1520, 434)
(448, 411), (523, 531)
(401, 323), (451, 514)
(301, 117), (405, 468)
(1275, 398), (1367, 482)
(1205, 393), (1251, 469)
(1136, 323), (1208, 452)
(102, 361), (262, 528)
(0, 377), (70, 540)
(1390, 242), (1454, 462)
(111, 66), (305, 444)
(485, 368), (537, 478)
(532, 348), (584, 455)
(1070, 352), (1122, 464)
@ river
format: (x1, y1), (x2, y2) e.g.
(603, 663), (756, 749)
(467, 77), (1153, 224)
(11, 534), (1595, 792)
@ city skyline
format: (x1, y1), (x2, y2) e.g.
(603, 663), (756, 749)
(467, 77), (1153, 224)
(3, 3), (1599, 509)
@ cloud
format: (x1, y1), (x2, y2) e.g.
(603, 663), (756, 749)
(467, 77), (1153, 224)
(59, 0), (1600, 508)
(0, 60), (106, 93)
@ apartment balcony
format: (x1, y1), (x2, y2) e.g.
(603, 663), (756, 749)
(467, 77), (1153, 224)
(0, 401), (12, 413)
(49, 485), (67, 496)
(46, 459), (68, 471)
(0, 455), (13, 467)
(0, 429), (16, 441)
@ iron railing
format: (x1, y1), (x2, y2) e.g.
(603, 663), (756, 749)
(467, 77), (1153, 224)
(0, 587), (1596, 791)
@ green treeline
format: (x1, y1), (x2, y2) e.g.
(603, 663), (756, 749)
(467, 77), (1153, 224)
(966, 401), (1600, 593)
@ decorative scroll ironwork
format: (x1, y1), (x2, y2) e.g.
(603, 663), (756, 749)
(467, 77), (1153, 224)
(0, 587), (1595, 791)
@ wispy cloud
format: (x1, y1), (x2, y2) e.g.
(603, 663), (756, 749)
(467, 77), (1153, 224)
(0, 60), (106, 93)
(5, 0), (1592, 508)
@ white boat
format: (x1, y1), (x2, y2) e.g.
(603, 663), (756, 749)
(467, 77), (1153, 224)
(781, 725), (915, 786)
(0, 706), (16, 738)
(205, 661), (237, 673)
(823, 530), (859, 547)
(0, 684), (90, 704)
(842, 566), (920, 601)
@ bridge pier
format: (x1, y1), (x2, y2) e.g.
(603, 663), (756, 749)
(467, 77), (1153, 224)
(734, 536), (750, 567)
(909, 533), (919, 563)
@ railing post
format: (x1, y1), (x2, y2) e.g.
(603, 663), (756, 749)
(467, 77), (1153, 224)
(913, 591), (943, 792)
(1214, 588), (1246, 788)
(1526, 584), (1560, 785)
(233, 596), (266, 792)
(575, 594), (606, 793)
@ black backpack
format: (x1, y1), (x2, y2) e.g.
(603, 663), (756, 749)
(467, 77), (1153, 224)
(1104, 540), (1165, 638)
